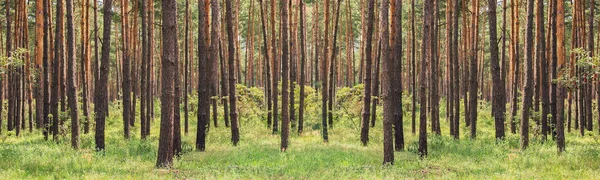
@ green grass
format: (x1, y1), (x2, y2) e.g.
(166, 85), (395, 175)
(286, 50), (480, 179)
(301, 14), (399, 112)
(1, 88), (600, 179)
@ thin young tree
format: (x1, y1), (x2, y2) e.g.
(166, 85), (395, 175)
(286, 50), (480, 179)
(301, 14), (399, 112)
(321, 0), (330, 141)
(184, 0), (190, 135)
(280, 0), (290, 152)
(411, 0), (416, 135)
(271, 0), (279, 134)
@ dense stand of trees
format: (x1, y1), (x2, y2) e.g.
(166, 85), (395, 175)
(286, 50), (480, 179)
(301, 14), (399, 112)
(2, 0), (600, 167)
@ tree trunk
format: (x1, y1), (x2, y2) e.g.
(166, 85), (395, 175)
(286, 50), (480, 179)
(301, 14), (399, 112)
(391, 0), (404, 151)
(289, 0), (296, 130)
(419, 0), (433, 157)
(196, 0), (210, 152)
(184, 0), (190, 135)
(361, 0), (375, 146)
(120, 0), (131, 139)
(555, 0), (565, 152)
(51, 0), (64, 141)
(259, 0), (271, 129)
(280, 0), (289, 152)
(80, 0), (91, 134)
(488, 0), (506, 139)
(535, 0), (549, 141)
(226, 0), (240, 146)
(328, 0), (342, 129)
(380, 0), (394, 164)
(468, 0), (479, 139)
(520, 0), (535, 150)
(298, 0), (306, 134)
(35, 0), (44, 130)
(95, 0), (113, 150)
(156, 0), (177, 168)
(140, 0), (148, 139)
(65, 0), (79, 148)
(451, 0), (462, 139)
(271, 0), (279, 134)
(411, 0), (416, 135)
(509, 0), (520, 134)
(210, 0), (220, 129)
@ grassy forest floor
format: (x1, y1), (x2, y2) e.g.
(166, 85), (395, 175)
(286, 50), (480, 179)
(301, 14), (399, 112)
(1, 86), (600, 179)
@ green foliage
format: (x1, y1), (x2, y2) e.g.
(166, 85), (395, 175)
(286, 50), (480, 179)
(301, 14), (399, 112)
(1, 87), (600, 179)
(555, 48), (600, 91)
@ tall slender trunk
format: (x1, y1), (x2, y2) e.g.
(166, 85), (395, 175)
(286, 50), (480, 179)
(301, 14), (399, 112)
(65, 0), (79, 148)
(95, 0), (113, 150)
(196, 0), (209, 151)
(35, 0), (44, 130)
(520, 0), (535, 150)
(289, 0), (296, 130)
(156, 0), (177, 168)
(280, 0), (289, 151)
(380, 0), (394, 164)
(468, 0), (479, 139)
(361, 0), (375, 146)
(259, 0), (271, 129)
(391, 0), (404, 151)
(184, 0), (190, 135)
(271, 0), (279, 134)
(452, 0), (462, 139)
(488, 0), (506, 139)
(140, 0), (148, 139)
(298, 0), (306, 134)
(410, 0), (416, 135)
(329, 0), (342, 129)
(120, 0), (131, 139)
(225, 0), (240, 146)
(536, 0), (549, 140)
(51, 0), (64, 141)
(419, 0), (433, 157)
(509, 0), (520, 134)
(556, 0), (565, 152)
(210, 0), (221, 128)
